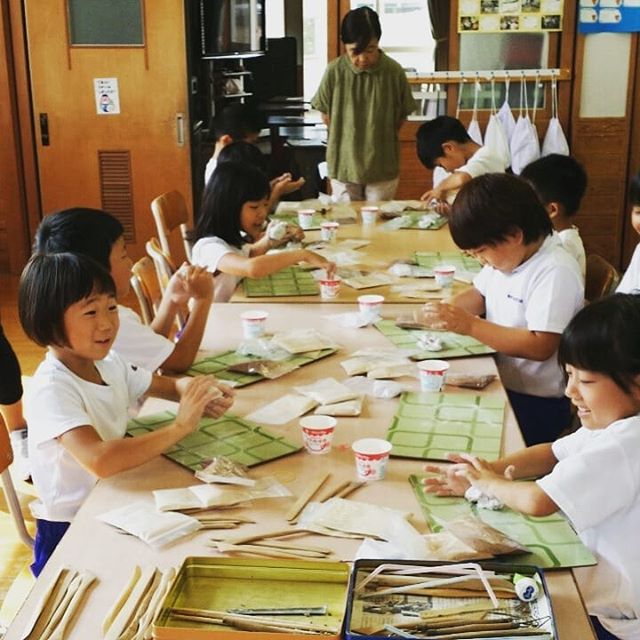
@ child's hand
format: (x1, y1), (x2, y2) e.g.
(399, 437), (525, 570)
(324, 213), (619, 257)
(422, 302), (473, 335)
(448, 453), (505, 495)
(422, 460), (473, 496)
(174, 376), (226, 433)
(303, 251), (336, 278)
(181, 265), (214, 301)
(270, 173), (306, 200)
(283, 223), (305, 243)
(203, 382), (235, 418)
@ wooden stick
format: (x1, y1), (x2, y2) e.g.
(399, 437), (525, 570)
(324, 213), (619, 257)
(211, 527), (315, 546)
(285, 472), (331, 521)
(317, 479), (352, 502)
(38, 573), (82, 640)
(213, 541), (329, 560)
(46, 572), (96, 640)
(335, 480), (365, 499)
(118, 569), (162, 640)
(102, 566), (141, 635)
(171, 613), (317, 634)
(141, 567), (176, 640)
(247, 539), (332, 555)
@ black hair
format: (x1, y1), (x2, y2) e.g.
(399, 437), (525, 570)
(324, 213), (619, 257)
(19, 252), (116, 348)
(416, 116), (472, 170)
(629, 169), (640, 206)
(211, 103), (264, 143)
(341, 7), (381, 54)
(191, 161), (271, 248)
(33, 208), (124, 270)
(217, 140), (268, 173)
(520, 154), (587, 217)
(449, 173), (553, 249)
(559, 293), (640, 394)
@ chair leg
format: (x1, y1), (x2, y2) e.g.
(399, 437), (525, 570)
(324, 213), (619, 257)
(1, 469), (34, 548)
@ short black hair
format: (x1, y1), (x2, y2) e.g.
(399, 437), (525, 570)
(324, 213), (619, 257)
(520, 154), (587, 217)
(19, 252), (116, 348)
(559, 293), (640, 394)
(449, 173), (553, 249)
(212, 103), (264, 143)
(33, 208), (124, 270)
(341, 7), (381, 53)
(629, 169), (640, 206)
(217, 140), (267, 173)
(416, 116), (472, 169)
(191, 161), (270, 248)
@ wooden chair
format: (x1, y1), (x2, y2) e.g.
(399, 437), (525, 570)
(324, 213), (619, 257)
(0, 426), (34, 548)
(585, 253), (620, 302)
(150, 190), (193, 265)
(130, 256), (162, 326)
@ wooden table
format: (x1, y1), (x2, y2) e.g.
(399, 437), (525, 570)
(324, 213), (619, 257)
(5, 303), (595, 639)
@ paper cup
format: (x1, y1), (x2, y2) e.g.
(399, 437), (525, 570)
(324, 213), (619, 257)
(433, 264), (456, 288)
(320, 221), (339, 243)
(319, 276), (341, 300)
(417, 359), (450, 392)
(352, 438), (392, 481)
(297, 209), (315, 230)
(240, 310), (268, 339)
(300, 415), (336, 455)
(361, 206), (379, 224)
(358, 294), (384, 322)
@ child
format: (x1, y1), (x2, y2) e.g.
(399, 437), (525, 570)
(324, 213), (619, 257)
(617, 169), (640, 294)
(191, 161), (335, 302)
(311, 6), (416, 202)
(417, 115), (508, 213)
(423, 293), (640, 640)
(521, 154), (588, 281)
(422, 173), (584, 445)
(204, 103), (305, 198)
(18, 253), (234, 575)
(0, 317), (29, 479)
(33, 208), (212, 374)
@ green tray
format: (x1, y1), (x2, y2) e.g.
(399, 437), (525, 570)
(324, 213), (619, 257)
(127, 411), (302, 470)
(243, 267), (319, 297)
(187, 348), (337, 386)
(409, 475), (596, 569)
(413, 250), (482, 275)
(374, 319), (495, 359)
(270, 212), (325, 230)
(387, 392), (505, 461)
(382, 211), (448, 230)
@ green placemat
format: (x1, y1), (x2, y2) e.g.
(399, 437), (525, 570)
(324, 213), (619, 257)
(409, 475), (596, 569)
(374, 319), (496, 360)
(387, 392), (504, 461)
(127, 411), (302, 470)
(382, 211), (448, 230)
(414, 250), (482, 275)
(243, 267), (319, 297)
(187, 347), (337, 386)
(269, 212), (324, 230)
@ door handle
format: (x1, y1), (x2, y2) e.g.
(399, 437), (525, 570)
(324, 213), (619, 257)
(176, 113), (185, 147)
(39, 113), (50, 146)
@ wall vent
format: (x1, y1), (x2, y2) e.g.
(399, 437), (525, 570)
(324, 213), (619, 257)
(98, 150), (135, 243)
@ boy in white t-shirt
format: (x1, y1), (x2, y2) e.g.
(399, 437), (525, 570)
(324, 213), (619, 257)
(423, 173), (584, 446)
(521, 154), (588, 282)
(617, 170), (640, 295)
(416, 115), (507, 214)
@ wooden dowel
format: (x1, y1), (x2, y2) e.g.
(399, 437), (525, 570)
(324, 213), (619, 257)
(286, 472), (331, 521)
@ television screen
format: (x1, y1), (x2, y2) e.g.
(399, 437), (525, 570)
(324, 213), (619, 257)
(201, 0), (266, 59)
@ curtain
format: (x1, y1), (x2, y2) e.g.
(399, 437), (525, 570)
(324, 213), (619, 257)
(427, 0), (450, 71)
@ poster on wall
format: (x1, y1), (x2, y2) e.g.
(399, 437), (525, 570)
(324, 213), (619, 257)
(579, 1), (640, 33)
(93, 78), (121, 115)
(458, 0), (564, 33)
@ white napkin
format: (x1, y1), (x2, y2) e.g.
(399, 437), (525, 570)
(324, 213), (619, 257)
(245, 393), (317, 425)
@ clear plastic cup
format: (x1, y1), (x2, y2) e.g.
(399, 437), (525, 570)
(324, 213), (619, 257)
(240, 310), (268, 339)
(320, 221), (339, 243)
(352, 438), (392, 481)
(433, 264), (456, 288)
(300, 415), (336, 455)
(361, 206), (379, 224)
(416, 359), (450, 392)
(297, 209), (315, 230)
(358, 294), (384, 322)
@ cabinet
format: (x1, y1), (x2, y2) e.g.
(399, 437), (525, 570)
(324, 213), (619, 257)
(208, 57), (257, 117)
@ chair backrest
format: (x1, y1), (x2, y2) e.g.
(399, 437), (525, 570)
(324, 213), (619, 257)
(130, 256), (162, 326)
(150, 190), (193, 264)
(146, 237), (186, 331)
(0, 427), (34, 547)
(585, 253), (620, 302)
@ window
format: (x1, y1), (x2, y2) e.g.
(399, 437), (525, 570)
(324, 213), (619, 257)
(67, 0), (143, 46)
(303, 0), (328, 99)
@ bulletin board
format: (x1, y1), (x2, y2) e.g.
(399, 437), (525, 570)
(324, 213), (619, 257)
(579, 1), (640, 33)
(458, 0), (564, 33)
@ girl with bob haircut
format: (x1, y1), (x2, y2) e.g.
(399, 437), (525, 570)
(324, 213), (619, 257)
(423, 293), (640, 640)
(191, 161), (334, 302)
(422, 173), (584, 445)
(19, 253), (234, 576)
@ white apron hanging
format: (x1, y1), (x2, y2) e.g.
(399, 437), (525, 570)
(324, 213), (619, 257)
(542, 73), (570, 156)
(484, 75), (511, 168)
(467, 78), (483, 145)
(510, 74), (541, 175)
(497, 74), (516, 143)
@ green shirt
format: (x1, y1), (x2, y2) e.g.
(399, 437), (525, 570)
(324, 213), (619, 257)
(311, 51), (416, 184)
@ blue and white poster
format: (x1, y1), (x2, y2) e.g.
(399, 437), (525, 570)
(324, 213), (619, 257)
(579, 0), (640, 33)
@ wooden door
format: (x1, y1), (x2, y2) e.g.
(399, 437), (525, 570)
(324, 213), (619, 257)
(24, 0), (191, 259)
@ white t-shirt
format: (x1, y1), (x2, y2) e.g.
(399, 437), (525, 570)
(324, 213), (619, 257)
(538, 417), (640, 639)
(204, 156), (217, 186)
(458, 144), (508, 179)
(25, 351), (152, 522)
(113, 305), (175, 372)
(617, 243), (640, 294)
(557, 227), (586, 283)
(474, 234), (584, 397)
(191, 236), (251, 302)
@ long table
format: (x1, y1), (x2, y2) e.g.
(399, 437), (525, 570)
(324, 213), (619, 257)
(5, 303), (595, 639)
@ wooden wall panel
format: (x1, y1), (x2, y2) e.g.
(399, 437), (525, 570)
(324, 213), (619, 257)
(397, 121), (431, 199)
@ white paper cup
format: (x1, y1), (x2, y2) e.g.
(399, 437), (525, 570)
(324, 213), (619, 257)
(319, 276), (341, 300)
(352, 438), (392, 481)
(240, 310), (268, 339)
(300, 415), (336, 455)
(358, 294), (384, 322)
(320, 221), (339, 243)
(417, 359), (450, 392)
(297, 209), (315, 230)
(433, 264), (456, 288)
(361, 206), (379, 224)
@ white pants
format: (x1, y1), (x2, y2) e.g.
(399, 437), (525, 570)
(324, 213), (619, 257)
(330, 177), (399, 202)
